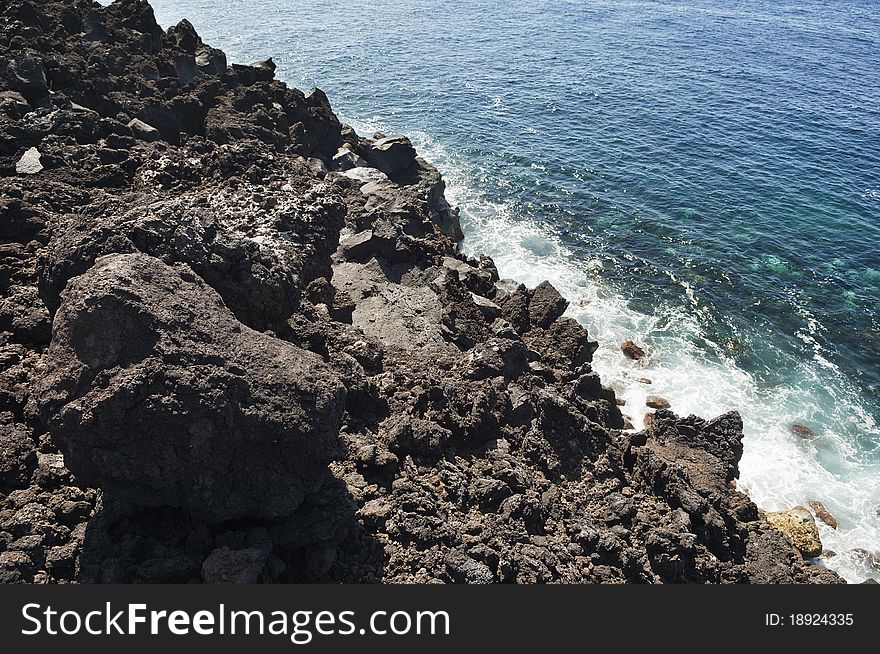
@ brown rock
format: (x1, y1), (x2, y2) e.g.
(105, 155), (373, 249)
(621, 339), (646, 361)
(807, 500), (838, 530)
(791, 423), (815, 438)
(646, 395), (670, 410)
(765, 506), (823, 558)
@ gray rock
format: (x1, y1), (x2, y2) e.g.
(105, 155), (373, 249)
(0, 550), (36, 583)
(339, 165), (390, 187)
(174, 55), (203, 85)
(332, 146), (368, 171)
(471, 293), (501, 321)
(0, 421), (36, 489)
(195, 45), (227, 75)
(127, 118), (161, 142)
(339, 229), (380, 261)
(445, 553), (494, 584)
(15, 147), (43, 174)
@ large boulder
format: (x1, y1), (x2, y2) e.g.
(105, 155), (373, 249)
(365, 135), (418, 179)
(36, 253), (346, 521)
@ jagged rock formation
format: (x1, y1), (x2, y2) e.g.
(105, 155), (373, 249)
(0, 0), (844, 584)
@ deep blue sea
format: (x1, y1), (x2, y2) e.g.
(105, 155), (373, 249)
(139, 0), (880, 581)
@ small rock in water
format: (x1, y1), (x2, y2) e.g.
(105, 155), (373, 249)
(637, 377), (652, 385)
(15, 147), (43, 174)
(863, 578), (879, 584)
(615, 397), (626, 406)
(821, 549), (837, 558)
(791, 423), (815, 439)
(643, 413), (654, 428)
(621, 339), (646, 360)
(621, 416), (634, 430)
(646, 395), (670, 409)
(807, 500), (838, 530)
(765, 506), (823, 558)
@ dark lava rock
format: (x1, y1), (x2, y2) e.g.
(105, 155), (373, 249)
(36, 253), (345, 521)
(528, 280), (569, 329)
(791, 423), (815, 439)
(202, 545), (271, 583)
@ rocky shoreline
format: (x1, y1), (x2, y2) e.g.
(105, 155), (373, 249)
(0, 0), (846, 583)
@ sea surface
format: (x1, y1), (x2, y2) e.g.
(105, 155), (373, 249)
(141, 0), (880, 582)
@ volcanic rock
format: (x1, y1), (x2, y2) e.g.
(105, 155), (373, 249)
(15, 146), (42, 174)
(36, 253), (346, 521)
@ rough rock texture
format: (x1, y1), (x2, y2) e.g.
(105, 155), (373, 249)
(0, 0), (843, 584)
(765, 507), (823, 558)
(36, 252), (346, 521)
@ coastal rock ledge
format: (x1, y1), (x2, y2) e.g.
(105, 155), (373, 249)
(0, 0), (843, 584)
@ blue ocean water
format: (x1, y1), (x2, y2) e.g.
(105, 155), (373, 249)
(142, 0), (880, 581)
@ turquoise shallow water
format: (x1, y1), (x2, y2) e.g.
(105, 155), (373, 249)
(141, 0), (880, 581)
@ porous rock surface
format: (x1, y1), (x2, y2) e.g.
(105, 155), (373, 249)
(0, 0), (843, 584)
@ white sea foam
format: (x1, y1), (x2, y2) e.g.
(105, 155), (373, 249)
(341, 114), (880, 583)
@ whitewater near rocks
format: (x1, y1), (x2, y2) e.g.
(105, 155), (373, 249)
(0, 0), (849, 583)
